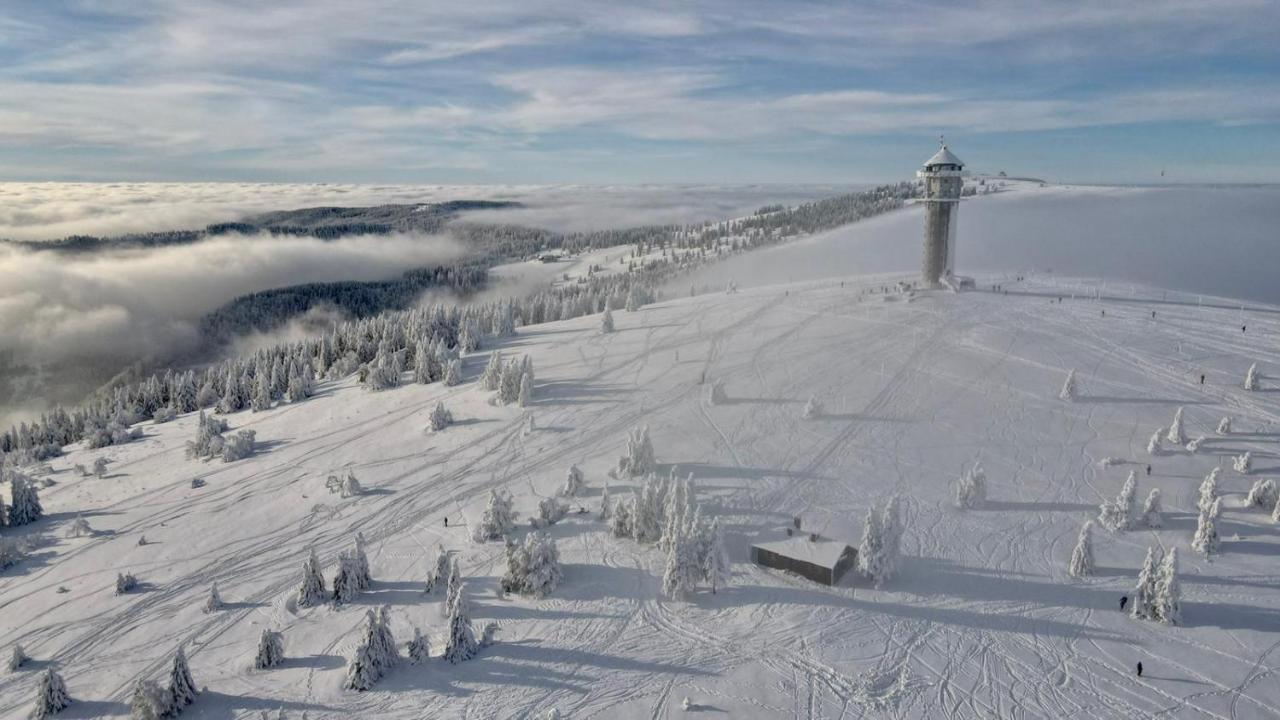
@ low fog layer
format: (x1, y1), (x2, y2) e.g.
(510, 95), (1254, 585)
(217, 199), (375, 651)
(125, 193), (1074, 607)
(0, 232), (463, 424)
(0, 182), (852, 242)
(681, 185), (1280, 305)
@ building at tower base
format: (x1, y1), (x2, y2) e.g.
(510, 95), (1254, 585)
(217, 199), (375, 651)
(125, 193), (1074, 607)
(917, 143), (964, 287)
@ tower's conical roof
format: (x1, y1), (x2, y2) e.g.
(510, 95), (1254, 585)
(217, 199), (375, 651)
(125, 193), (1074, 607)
(924, 144), (963, 168)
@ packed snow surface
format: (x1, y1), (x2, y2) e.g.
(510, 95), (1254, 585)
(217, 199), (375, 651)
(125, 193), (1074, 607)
(3, 273), (1280, 718)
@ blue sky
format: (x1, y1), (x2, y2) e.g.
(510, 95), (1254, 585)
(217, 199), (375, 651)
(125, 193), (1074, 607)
(2, 1), (1279, 184)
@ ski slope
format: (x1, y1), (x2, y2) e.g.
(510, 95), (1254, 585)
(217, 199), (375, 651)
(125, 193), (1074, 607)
(2, 273), (1280, 719)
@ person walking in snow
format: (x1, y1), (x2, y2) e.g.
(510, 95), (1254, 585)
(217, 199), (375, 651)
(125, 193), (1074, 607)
(1146, 465), (1152, 476)
(444, 517), (448, 527)
(1200, 374), (1205, 385)
(1120, 596), (1128, 611)
(1137, 662), (1143, 677)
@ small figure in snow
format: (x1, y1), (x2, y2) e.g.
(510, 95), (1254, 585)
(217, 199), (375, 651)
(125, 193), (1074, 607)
(1200, 374), (1205, 385)
(1146, 465), (1152, 476)
(1101, 310), (1105, 317)
(1242, 325), (1247, 333)
(138, 535), (147, 546)
(444, 517), (448, 527)
(1152, 311), (1156, 319)
(1137, 662), (1143, 677)
(1120, 596), (1128, 611)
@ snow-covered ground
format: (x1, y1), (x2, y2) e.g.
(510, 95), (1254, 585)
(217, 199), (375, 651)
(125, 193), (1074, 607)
(3, 267), (1279, 718)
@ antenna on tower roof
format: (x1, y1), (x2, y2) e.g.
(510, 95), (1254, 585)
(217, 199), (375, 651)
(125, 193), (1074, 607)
(939, 133), (946, 147)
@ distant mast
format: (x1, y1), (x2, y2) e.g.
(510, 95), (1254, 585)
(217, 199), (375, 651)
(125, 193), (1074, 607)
(917, 138), (964, 287)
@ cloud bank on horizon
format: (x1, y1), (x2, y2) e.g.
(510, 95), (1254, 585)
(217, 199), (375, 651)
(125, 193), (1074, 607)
(2, 1), (1279, 185)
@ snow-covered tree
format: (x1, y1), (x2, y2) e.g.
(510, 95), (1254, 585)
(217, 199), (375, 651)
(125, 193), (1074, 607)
(116, 572), (138, 595)
(1132, 547), (1160, 621)
(1217, 416), (1232, 435)
(332, 551), (363, 605)
(1147, 428), (1164, 455)
(428, 402), (453, 432)
(354, 532), (372, 590)
(65, 515), (91, 538)
(340, 471), (363, 498)
(631, 476), (663, 543)
(560, 464), (584, 497)
(424, 547), (449, 594)
(801, 395), (823, 419)
(479, 352), (504, 391)
(344, 608), (398, 690)
(517, 372), (533, 408)
(1068, 521), (1094, 577)
(1192, 497), (1222, 556)
(443, 557), (462, 618)
(610, 497), (632, 538)
(29, 667), (70, 719)
(601, 307), (615, 334)
(220, 430), (256, 462)
(443, 358), (462, 387)
(857, 507), (890, 587)
(9, 644), (28, 671)
(167, 646), (197, 712)
(1198, 468), (1220, 514)
(253, 630), (284, 670)
(407, 627), (430, 664)
(8, 476), (43, 526)
(704, 517), (731, 593)
(128, 678), (167, 720)
(203, 583), (223, 614)
(474, 489), (516, 541)
(1245, 363), (1260, 390)
(599, 483), (611, 520)
(879, 496), (903, 582)
(662, 525), (698, 600)
(442, 583), (478, 663)
(1246, 478), (1278, 509)
(534, 496), (568, 528)
(1234, 451), (1252, 474)
(1185, 435), (1205, 453)
(1059, 369), (1077, 401)
(1273, 494), (1280, 524)
(1153, 548), (1182, 625)
(1166, 407), (1186, 445)
(297, 549), (328, 608)
(617, 426), (656, 477)
(953, 464), (987, 509)
(707, 378), (727, 406)
(92, 458), (108, 479)
(504, 531), (563, 598)
(1141, 488), (1163, 528)
(1098, 471), (1138, 532)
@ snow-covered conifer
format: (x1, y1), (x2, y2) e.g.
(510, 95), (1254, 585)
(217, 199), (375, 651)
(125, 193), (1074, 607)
(631, 477), (662, 543)
(220, 430), (256, 462)
(29, 667), (70, 719)
(601, 307), (615, 334)
(115, 572), (138, 595)
(1245, 363), (1260, 390)
(1217, 416), (1232, 435)
(167, 645), (197, 712)
(1142, 488), (1164, 528)
(443, 358), (462, 386)
(662, 525), (696, 599)
(8, 476), (43, 526)
(704, 517), (731, 593)
(474, 489), (516, 541)
(9, 644), (28, 671)
(1198, 468), (1220, 514)
(517, 532), (562, 598)
(1272, 494), (1280, 524)
(1153, 548), (1182, 625)
(424, 547), (449, 594)
(617, 426), (655, 477)
(443, 557), (462, 618)
(407, 627), (430, 664)
(427, 402), (453, 433)
(1068, 521), (1094, 577)
(253, 630), (284, 670)
(610, 497), (632, 538)
(65, 515), (91, 538)
(857, 507), (889, 587)
(1099, 471), (1139, 532)
(1166, 407), (1186, 445)
(340, 471), (363, 498)
(92, 458), (108, 479)
(1186, 435), (1205, 453)
(801, 395), (823, 419)
(128, 678), (167, 720)
(599, 484), (611, 520)
(1246, 478), (1278, 509)
(331, 551), (362, 605)
(953, 464), (987, 509)
(442, 583), (478, 663)
(1059, 369), (1077, 401)
(560, 464), (584, 497)
(203, 583), (223, 614)
(251, 375), (272, 412)
(535, 496), (567, 528)
(1132, 547), (1160, 620)
(479, 353), (503, 391)
(345, 609), (395, 690)
(880, 496), (903, 581)
(296, 549), (328, 608)
(1234, 451), (1252, 474)
(353, 533), (372, 590)
(1147, 428), (1164, 455)
(1192, 498), (1221, 556)
(517, 372), (533, 407)
(413, 343), (435, 384)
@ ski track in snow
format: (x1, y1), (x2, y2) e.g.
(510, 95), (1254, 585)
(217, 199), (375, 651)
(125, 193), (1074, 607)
(2, 272), (1280, 718)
